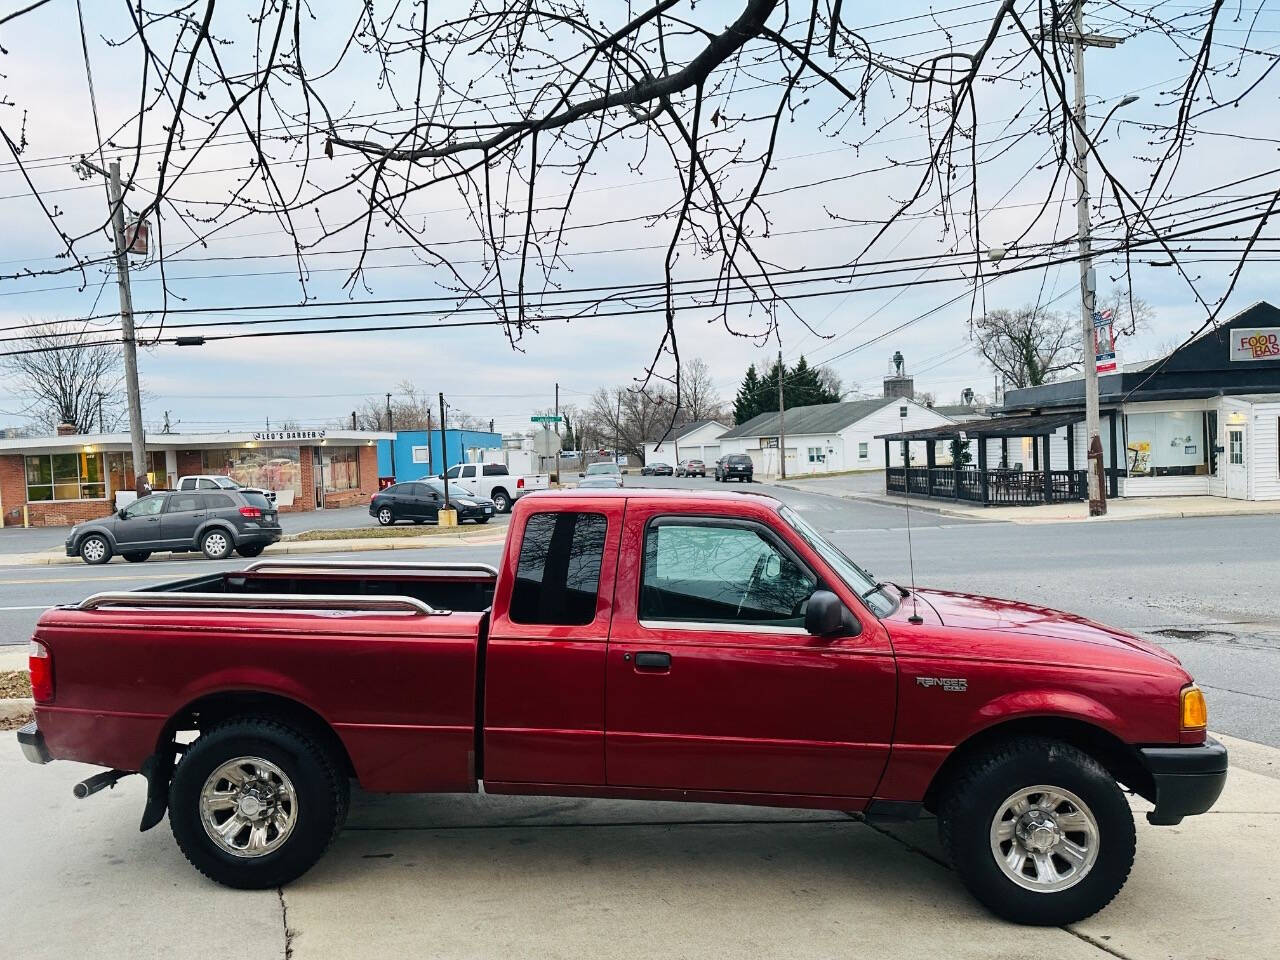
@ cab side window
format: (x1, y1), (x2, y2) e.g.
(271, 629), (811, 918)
(640, 520), (815, 627)
(509, 512), (607, 626)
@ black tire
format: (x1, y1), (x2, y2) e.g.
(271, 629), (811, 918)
(169, 717), (349, 890)
(491, 490), (512, 514)
(200, 528), (234, 560)
(376, 505), (395, 526)
(235, 545), (265, 558)
(122, 551), (152, 563)
(476, 516), (491, 524)
(937, 737), (1135, 926)
(79, 533), (112, 565)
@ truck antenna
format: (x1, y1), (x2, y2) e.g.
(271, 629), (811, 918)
(898, 417), (923, 625)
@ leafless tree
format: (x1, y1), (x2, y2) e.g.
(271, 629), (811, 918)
(676, 358), (723, 423)
(0, 322), (125, 432)
(1, 1), (1270, 424)
(1098, 288), (1154, 338)
(974, 305), (1079, 389)
(586, 385), (675, 457)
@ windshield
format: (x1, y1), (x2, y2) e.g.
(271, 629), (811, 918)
(586, 463), (619, 475)
(778, 504), (898, 617)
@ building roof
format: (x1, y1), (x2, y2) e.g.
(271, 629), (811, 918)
(0, 429), (392, 455)
(647, 419), (729, 444)
(877, 412), (1082, 441)
(928, 404), (990, 421)
(720, 397), (905, 440)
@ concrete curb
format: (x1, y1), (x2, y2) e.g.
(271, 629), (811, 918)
(0, 698), (33, 723)
(0, 530), (510, 569)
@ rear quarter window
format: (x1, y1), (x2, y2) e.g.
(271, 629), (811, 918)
(203, 493), (235, 509)
(509, 512), (607, 625)
(483, 464), (509, 476)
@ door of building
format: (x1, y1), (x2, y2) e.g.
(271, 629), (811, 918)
(313, 448), (325, 509)
(1225, 426), (1247, 499)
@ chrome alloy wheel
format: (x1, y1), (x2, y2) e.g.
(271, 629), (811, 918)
(989, 784), (1100, 893)
(378, 506), (393, 525)
(81, 538), (107, 562)
(199, 757), (298, 858)
(204, 531), (229, 557)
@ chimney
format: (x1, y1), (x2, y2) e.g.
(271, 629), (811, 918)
(56, 422), (77, 436)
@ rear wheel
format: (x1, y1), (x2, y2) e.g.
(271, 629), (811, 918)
(122, 551), (152, 563)
(235, 544), (265, 558)
(491, 490), (511, 514)
(79, 534), (111, 565)
(169, 718), (349, 889)
(938, 737), (1135, 926)
(201, 529), (233, 560)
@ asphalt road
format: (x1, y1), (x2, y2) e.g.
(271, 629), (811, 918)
(2, 475), (1276, 745)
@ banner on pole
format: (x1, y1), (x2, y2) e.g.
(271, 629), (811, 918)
(1093, 308), (1117, 373)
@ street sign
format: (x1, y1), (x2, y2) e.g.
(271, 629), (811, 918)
(530, 415), (563, 423)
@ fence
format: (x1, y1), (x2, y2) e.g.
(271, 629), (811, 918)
(885, 466), (1087, 506)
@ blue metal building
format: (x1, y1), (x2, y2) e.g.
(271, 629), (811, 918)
(376, 429), (504, 481)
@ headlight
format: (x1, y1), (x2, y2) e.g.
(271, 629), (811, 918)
(68, 525), (78, 538)
(1180, 684), (1208, 730)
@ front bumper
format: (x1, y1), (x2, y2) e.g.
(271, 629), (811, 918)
(1138, 736), (1228, 825)
(17, 721), (52, 764)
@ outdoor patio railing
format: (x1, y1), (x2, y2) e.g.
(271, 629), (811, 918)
(886, 466), (1087, 506)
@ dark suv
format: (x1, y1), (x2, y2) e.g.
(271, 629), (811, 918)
(715, 454), (754, 482)
(66, 490), (282, 564)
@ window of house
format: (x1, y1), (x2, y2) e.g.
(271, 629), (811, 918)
(1125, 411), (1207, 477)
(412, 446), (430, 464)
(201, 447), (302, 496)
(321, 446), (360, 492)
(858, 442), (869, 460)
(807, 446), (824, 463)
(639, 519), (816, 627)
(24, 452), (105, 501)
(509, 512), (607, 625)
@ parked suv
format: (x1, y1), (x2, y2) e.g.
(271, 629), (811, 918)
(715, 454), (754, 482)
(177, 474), (277, 504)
(66, 489), (282, 564)
(675, 459), (706, 477)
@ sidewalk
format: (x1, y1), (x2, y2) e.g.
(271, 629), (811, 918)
(3, 728), (1276, 959)
(781, 474), (1280, 524)
(0, 528), (508, 568)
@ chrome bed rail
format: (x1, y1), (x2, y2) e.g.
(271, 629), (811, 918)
(74, 591), (444, 616)
(238, 558), (499, 578)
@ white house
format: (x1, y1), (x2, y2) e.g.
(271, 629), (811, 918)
(643, 419), (730, 466)
(717, 397), (956, 477)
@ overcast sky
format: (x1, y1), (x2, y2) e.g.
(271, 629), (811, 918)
(1, 1), (1277, 435)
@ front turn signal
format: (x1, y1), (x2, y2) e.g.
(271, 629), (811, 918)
(1181, 685), (1208, 730)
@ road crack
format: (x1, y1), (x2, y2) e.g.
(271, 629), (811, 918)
(277, 887), (295, 960)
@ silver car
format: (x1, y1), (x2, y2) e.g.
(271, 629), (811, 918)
(578, 463), (624, 488)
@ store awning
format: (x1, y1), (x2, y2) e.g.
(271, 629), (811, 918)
(876, 412), (1082, 442)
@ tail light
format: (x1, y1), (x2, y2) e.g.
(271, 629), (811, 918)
(517, 477), (525, 489)
(239, 506), (262, 519)
(29, 640), (53, 703)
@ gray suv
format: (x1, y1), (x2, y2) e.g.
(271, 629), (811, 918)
(66, 489), (282, 564)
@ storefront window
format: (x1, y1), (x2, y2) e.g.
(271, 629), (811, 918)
(201, 446), (303, 496)
(1125, 411), (1207, 477)
(107, 451), (169, 491)
(25, 452), (105, 501)
(321, 446), (360, 492)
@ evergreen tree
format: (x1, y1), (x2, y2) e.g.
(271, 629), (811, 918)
(733, 364), (763, 424)
(733, 356), (843, 425)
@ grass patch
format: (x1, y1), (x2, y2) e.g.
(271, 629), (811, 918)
(291, 522), (497, 542)
(0, 670), (31, 700)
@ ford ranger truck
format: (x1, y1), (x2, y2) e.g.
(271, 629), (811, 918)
(17, 488), (1226, 925)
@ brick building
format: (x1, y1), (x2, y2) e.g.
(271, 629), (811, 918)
(0, 427), (390, 527)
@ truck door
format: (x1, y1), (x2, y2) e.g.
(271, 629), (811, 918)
(604, 505), (896, 801)
(483, 500), (623, 787)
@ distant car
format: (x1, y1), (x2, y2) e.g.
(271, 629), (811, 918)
(578, 462), (624, 488)
(370, 479), (495, 525)
(641, 462), (674, 476)
(715, 454), (754, 482)
(66, 489), (281, 564)
(675, 459), (706, 477)
(177, 473), (277, 504)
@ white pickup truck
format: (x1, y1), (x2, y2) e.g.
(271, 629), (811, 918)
(440, 462), (548, 513)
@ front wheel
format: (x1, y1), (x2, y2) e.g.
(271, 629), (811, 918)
(168, 718), (349, 889)
(80, 534), (111, 565)
(201, 529), (234, 560)
(938, 737), (1135, 926)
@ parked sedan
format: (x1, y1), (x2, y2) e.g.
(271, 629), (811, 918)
(715, 453), (754, 482)
(578, 462), (624, 488)
(66, 490), (281, 564)
(369, 479), (495, 525)
(640, 462), (674, 476)
(675, 459), (706, 477)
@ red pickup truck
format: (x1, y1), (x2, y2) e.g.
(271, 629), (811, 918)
(18, 488), (1225, 925)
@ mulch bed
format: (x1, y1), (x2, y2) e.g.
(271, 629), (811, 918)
(0, 670), (31, 700)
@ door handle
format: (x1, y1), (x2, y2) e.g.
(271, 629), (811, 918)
(633, 651), (672, 670)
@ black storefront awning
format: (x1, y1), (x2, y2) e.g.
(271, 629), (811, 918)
(876, 412), (1082, 442)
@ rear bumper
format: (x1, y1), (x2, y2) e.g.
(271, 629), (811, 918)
(17, 721), (52, 764)
(236, 528), (282, 546)
(1138, 736), (1228, 825)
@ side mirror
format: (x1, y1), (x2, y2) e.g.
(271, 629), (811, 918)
(118, 508), (128, 519)
(579, 472), (585, 478)
(805, 589), (850, 637)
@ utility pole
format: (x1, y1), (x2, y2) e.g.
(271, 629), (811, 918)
(615, 393), (622, 466)
(97, 394), (105, 433)
(439, 393), (450, 503)
(78, 158), (147, 493)
(426, 407), (434, 475)
(350, 411), (357, 430)
(777, 348), (787, 480)
(1062, 4), (1125, 516)
(386, 391), (396, 481)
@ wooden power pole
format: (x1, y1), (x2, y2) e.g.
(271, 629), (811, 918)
(777, 349), (787, 480)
